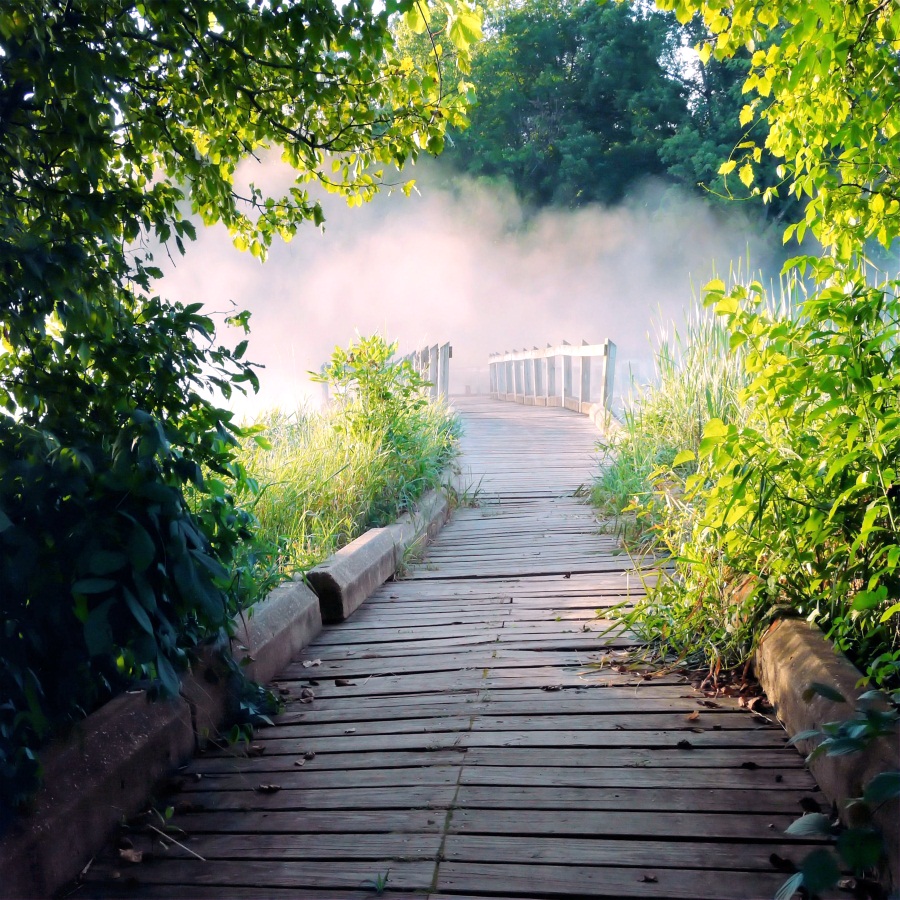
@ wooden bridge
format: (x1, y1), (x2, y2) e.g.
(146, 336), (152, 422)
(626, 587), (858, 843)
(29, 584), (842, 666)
(81, 397), (821, 900)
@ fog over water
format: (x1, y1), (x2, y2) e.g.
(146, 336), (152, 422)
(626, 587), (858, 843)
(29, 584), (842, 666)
(156, 159), (782, 419)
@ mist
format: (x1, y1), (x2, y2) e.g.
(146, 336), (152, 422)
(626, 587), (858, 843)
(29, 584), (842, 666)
(156, 159), (782, 419)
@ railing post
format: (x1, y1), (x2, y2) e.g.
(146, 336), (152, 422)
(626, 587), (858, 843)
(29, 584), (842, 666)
(439, 342), (451, 400)
(545, 343), (556, 405)
(562, 340), (572, 408)
(505, 355), (513, 400)
(533, 347), (543, 402)
(515, 355), (525, 402)
(600, 339), (617, 410)
(524, 352), (534, 404)
(429, 344), (439, 400)
(579, 339), (591, 411)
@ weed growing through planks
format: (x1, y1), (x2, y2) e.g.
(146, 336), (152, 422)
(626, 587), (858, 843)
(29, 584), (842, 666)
(361, 869), (391, 895)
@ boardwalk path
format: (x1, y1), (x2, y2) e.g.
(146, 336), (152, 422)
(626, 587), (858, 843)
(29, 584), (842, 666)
(84, 397), (821, 900)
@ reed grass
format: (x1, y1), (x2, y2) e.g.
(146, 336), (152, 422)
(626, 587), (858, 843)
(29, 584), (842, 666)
(591, 303), (748, 532)
(236, 401), (459, 574)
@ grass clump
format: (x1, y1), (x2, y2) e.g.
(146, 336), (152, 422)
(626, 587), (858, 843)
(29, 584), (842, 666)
(236, 335), (459, 574)
(592, 305), (748, 542)
(598, 269), (900, 690)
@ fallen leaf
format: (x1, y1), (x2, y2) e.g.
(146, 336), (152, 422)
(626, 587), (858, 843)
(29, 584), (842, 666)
(775, 775), (783, 783)
(293, 759), (306, 767)
(638, 874), (658, 883)
(334, 678), (356, 686)
(119, 848), (143, 864)
(389, 595), (399, 599)
(306, 679), (320, 686)
(541, 684), (562, 692)
(299, 688), (315, 703)
(278, 687), (291, 696)
(686, 711), (700, 722)
(563, 573), (571, 579)
(301, 659), (322, 668)
(344, 728), (357, 734)
(303, 750), (316, 760)
(248, 744), (266, 756)
(799, 797), (822, 813)
(699, 700), (721, 709)
(740, 761), (759, 770)
(255, 784), (282, 794)
(676, 739), (693, 750)
(769, 853), (796, 873)
(746, 696), (762, 711)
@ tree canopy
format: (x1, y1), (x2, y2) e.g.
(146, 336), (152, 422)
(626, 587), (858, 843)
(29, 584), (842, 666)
(0, 0), (479, 807)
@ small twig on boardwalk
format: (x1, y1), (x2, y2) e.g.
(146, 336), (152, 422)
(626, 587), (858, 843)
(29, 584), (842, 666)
(146, 824), (207, 862)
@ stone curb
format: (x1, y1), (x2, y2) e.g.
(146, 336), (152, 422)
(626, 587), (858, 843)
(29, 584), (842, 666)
(307, 487), (450, 623)
(754, 617), (899, 889)
(0, 581), (323, 899)
(0, 486), (451, 898)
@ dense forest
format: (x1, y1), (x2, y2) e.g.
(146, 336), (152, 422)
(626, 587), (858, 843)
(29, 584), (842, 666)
(436, 0), (796, 224)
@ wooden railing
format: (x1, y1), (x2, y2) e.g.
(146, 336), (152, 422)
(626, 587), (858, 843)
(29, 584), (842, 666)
(401, 342), (452, 401)
(488, 340), (616, 413)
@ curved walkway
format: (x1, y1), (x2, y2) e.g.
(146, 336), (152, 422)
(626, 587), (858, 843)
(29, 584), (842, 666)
(83, 397), (821, 900)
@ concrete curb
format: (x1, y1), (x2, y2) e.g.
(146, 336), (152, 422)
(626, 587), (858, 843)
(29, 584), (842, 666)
(307, 487), (450, 623)
(0, 580), (323, 899)
(754, 617), (899, 888)
(0, 692), (195, 900)
(0, 486), (451, 897)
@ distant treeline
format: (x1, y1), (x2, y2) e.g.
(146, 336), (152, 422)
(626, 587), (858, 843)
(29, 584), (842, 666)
(438, 0), (796, 222)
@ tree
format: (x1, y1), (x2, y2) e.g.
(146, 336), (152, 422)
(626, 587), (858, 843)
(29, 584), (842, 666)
(444, 0), (687, 206)
(0, 0), (480, 809)
(658, 0), (900, 257)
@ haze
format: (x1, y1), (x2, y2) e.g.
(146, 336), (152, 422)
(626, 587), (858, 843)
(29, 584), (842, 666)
(156, 158), (781, 419)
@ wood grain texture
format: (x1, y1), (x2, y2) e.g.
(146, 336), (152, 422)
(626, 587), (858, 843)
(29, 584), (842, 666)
(80, 397), (819, 899)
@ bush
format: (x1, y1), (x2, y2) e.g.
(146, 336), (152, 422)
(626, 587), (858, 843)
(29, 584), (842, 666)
(608, 265), (900, 688)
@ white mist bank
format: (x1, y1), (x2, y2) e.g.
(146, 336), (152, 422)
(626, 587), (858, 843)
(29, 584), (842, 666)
(155, 162), (781, 419)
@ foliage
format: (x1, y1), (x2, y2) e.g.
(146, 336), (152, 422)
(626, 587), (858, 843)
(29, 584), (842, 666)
(310, 335), (460, 528)
(0, 0), (479, 813)
(599, 0), (900, 678)
(778, 685), (900, 900)
(444, 0), (686, 206)
(592, 306), (748, 540)
(237, 349), (459, 573)
(658, 0), (900, 258)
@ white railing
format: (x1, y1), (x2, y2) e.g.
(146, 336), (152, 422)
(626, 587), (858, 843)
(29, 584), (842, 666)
(488, 340), (616, 413)
(401, 342), (452, 401)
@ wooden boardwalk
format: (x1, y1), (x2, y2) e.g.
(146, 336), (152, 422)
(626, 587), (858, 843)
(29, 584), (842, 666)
(82, 397), (822, 900)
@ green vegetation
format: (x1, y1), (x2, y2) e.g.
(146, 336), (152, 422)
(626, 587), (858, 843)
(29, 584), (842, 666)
(0, 1), (478, 811)
(440, 0), (798, 222)
(240, 337), (459, 574)
(598, 1), (900, 890)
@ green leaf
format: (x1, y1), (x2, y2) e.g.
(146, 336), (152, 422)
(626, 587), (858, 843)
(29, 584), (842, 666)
(801, 682), (846, 704)
(785, 813), (833, 837)
(863, 771), (900, 806)
(672, 450), (696, 466)
(72, 577), (117, 595)
(799, 847), (840, 894)
(774, 872), (804, 900)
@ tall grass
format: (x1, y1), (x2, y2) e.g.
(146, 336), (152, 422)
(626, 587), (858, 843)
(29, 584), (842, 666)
(236, 402), (458, 573)
(592, 304), (748, 531)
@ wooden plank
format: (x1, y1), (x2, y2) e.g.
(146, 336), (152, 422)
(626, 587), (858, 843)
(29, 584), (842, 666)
(458, 764), (814, 790)
(79, 395), (828, 900)
(84, 859), (435, 892)
(435, 861), (800, 899)
(442, 833), (820, 869)
(452, 784), (814, 813)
